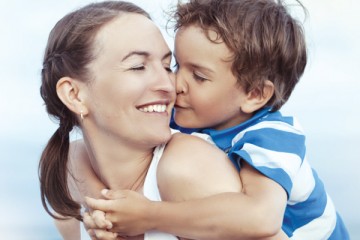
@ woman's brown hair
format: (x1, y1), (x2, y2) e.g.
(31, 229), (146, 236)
(39, 1), (150, 221)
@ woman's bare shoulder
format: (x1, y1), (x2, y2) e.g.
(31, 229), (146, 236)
(158, 132), (241, 201)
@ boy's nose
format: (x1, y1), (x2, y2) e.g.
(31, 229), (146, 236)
(175, 72), (187, 94)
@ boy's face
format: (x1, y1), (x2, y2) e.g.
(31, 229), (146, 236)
(174, 25), (251, 130)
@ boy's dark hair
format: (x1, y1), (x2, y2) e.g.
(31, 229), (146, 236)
(173, 0), (307, 111)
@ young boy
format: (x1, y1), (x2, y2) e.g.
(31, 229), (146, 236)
(80, 0), (349, 239)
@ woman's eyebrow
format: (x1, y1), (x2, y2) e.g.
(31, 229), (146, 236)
(122, 51), (150, 61)
(121, 51), (172, 62)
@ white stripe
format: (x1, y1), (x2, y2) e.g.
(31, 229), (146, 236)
(232, 120), (303, 146)
(243, 143), (302, 180)
(291, 194), (337, 240)
(191, 132), (215, 145)
(292, 117), (305, 132)
(288, 157), (315, 205)
(170, 128), (180, 134)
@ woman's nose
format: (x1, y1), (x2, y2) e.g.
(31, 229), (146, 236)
(153, 67), (175, 93)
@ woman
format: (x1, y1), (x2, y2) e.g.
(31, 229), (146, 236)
(39, 1), (241, 239)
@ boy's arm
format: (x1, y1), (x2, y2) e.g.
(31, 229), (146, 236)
(155, 133), (287, 239)
(49, 140), (99, 239)
(158, 161), (288, 239)
(68, 139), (106, 200)
(68, 139), (113, 231)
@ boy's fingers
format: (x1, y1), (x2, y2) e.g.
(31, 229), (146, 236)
(85, 197), (113, 212)
(87, 229), (96, 239)
(101, 189), (127, 200)
(92, 210), (113, 229)
(83, 211), (97, 229)
(94, 229), (118, 240)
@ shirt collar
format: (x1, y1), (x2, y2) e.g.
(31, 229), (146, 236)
(201, 108), (271, 151)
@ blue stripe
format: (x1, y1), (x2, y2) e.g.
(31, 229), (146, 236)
(240, 128), (306, 160)
(328, 213), (350, 240)
(228, 149), (293, 196)
(257, 166), (292, 197)
(283, 170), (327, 235)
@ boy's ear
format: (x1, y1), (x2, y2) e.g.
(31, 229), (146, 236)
(241, 80), (274, 113)
(56, 77), (89, 116)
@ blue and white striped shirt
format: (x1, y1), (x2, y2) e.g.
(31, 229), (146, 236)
(200, 108), (349, 239)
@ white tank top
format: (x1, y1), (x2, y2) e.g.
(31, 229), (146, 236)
(142, 143), (179, 240)
(80, 142), (178, 239)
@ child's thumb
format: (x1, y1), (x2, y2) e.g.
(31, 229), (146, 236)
(101, 189), (126, 200)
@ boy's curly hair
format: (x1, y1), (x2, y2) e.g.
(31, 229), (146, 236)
(172, 0), (307, 111)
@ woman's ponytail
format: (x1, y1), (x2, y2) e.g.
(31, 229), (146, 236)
(39, 122), (82, 221)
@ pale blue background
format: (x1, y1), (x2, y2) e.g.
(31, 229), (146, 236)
(0, 0), (359, 239)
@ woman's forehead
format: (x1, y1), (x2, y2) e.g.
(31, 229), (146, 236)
(93, 13), (166, 58)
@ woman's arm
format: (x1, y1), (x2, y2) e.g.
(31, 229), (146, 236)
(54, 213), (81, 240)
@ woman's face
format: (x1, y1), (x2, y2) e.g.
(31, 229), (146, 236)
(83, 13), (175, 147)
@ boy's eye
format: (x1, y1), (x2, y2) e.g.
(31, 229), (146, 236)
(193, 72), (207, 82)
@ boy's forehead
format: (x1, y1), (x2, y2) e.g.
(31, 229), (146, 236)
(175, 24), (234, 72)
(176, 25), (224, 44)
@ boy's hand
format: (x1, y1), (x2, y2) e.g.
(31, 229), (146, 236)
(85, 189), (155, 236)
(84, 210), (113, 230)
(83, 211), (118, 240)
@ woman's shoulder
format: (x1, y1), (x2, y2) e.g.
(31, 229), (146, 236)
(159, 132), (222, 182)
(165, 130), (230, 164)
(158, 132), (241, 201)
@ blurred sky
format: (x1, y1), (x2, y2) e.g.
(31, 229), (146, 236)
(0, 0), (359, 239)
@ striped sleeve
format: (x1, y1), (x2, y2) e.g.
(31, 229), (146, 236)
(228, 120), (306, 197)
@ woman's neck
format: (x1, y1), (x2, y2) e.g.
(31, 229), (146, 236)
(82, 135), (154, 193)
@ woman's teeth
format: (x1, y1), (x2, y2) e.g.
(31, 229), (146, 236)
(139, 104), (167, 113)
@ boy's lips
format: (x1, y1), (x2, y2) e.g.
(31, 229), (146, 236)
(174, 99), (190, 109)
(174, 103), (188, 109)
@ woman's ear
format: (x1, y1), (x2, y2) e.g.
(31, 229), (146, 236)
(241, 80), (274, 113)
(56, 77), (89, 116)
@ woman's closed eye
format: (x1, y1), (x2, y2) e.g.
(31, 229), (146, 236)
(129, 64), (145, 71)
(163, 63), (172, 73)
